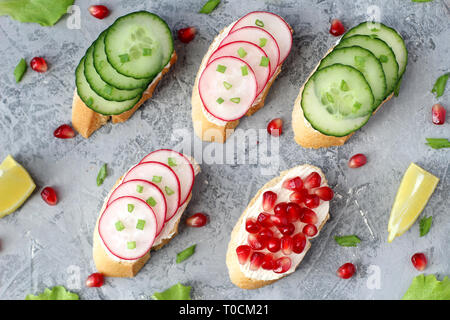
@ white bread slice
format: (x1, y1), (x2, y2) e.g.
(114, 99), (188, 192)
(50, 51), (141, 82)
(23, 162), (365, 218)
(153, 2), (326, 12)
(191, 23), (292, 143)
(226, 164), (330, 289)
(72, 52), (177, 139)
(292, 46), (394, 149)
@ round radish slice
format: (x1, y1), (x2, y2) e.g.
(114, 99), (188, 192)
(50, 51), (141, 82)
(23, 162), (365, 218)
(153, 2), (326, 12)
(99, 196), (157, 260)
(107, 179), (167, 235)
(231, 11), (292, 63)
(208, 41), (270, 95)
(140, 149), (194, 206)
(199, 56), (257, 121)
(220, 26), (280, 78)
(123, 161), (181, 221)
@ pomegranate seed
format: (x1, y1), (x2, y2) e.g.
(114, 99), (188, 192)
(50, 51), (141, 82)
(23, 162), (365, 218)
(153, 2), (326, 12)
(257, 212), (273, 228)
(289, 189), (308, 204)
(248, 233), (266, 250)
(236, 245), (252, 265)
(305, 194), (320, 209)
(53, 124), (75, 139)
(273, 257), (291, 274)
(286, 202), (302, 222)
(348, 153), (367, 168)
(178, 27), (196, 43)
(281, 236), (293, 255)
(245, 218), (261, 234)
(250, 252), (265, 270)
(30, 57), (48, 73)
(411, 253), (427, 271)
(314, 186), (334, 201)
(261, 253), (275, 270)
(278, 223), (295, 236)
(303, 224), (318, 237)
(258, 228), (274, 242)
(329, 19), (345, 36)
(337, 263), (356, 279)
(271, 213), (288, 227)
(300, 208), (318, 224)
(304, 172), (321, 189)
(282, 176), (304, 191)
(266, 237), (281, 253)
(267, 118), (283, 137)
(86, 272), (104, 287)
(432, 103), (446, 125)
(89, 5), (109, 19)
(41, 187), (58, 205)
(186, 213), (208, 227)
(273, 202), (288, 215)
(262, 191), (277, 211)
(292, 233), (307, 254)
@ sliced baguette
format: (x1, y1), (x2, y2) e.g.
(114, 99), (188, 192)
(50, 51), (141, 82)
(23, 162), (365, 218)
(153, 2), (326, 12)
(226, 164), (330, 289)
(72, 52), (177, 139)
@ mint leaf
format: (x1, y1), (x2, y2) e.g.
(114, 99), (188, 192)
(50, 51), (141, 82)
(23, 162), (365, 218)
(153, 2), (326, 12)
(419, 216), (432, 237)
(14, 58), (27, 83)
(152, 283), (191, 300)
(334, 235), (361, 247)
(403, 274), (450, 300)
(25, 286), (79, 300)
(199, 0), (220, 14)
(176, 244), (196, 263)
(431, 73), (449, 98)
(96, 163), (107, 186)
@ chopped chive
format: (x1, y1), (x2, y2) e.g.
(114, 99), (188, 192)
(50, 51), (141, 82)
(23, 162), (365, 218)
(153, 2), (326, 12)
(425, 138), (450, 149)
(128, 204), (135, 213)
(230, 97), (240, 104)
(136, 219), (146, 230)
(96, 164), (107, 186)
(86, 97), (94, 107)
(176, 244), (196, 263)
(237, 47), (247, 58)
(14, 58), (27, 83)
(146, 197), (157, 206)
(104, 85), (113, 95)
(152, 176), (162, 183)
(259, 56), (269, 67)
(199, 0), (221, 14)
(255, 19), (264, 27)
(216, 64), (227, 73)
(143, 48), (152, 56)
(115, 221), (125, 231)
(326, 92), (334, 103)
(259, 38), (267, 47)
(379, 55), (388, 63)
(168, 157), (177, 167)
(136, 185), (144, 193)
(241, 66), (248, 76)
(353, 102), (362, 110)
(223, 81), (232, 90)
(216, 97), (224, 104)
(127, 241), (136, 249)
(165, 186), (175, 195)
(340, 80), (349, 91)
(119, 53), (130, 63)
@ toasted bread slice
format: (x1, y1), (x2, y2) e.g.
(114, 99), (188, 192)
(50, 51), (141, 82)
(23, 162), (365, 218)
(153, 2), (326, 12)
(72, 52), (177, 139)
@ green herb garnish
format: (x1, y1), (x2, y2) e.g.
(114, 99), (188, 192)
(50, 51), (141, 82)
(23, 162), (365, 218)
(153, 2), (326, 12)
(259, 56), (269, 67)
(127, 241), (136, 249)
(223, 81), (232, 90)
(255, 19), (264, 27)
(14, 58), (27, 83)
(199, 0), (220, 14)
(25, 286), (78, 300)
(128, 204), (134, 213)
(165, 186), (174, 195)
(96, 164), (107, 186)
(136, 185), (144, 193)
(431, 73), (449, 98)
(237, 47), (247, 58)
(152, 176), (162, 183)
(152, 283), (192, 300)
(146, 197), (156, 206)
(425, 138), (450, 149)
(119, 53), (130, 63)
(216, 64), (227, 73)
(168, 157), (177, 167)
(419, 216), (432, 237)
(136, 219), (146, 230)
(241, 65), (248, 76)
(176, 244), (196, 263)
(334, 235), (361, 247)
(216, 97), (224, 104)
(230, 97), (240, 104)
(115, 221), (125, 231)
(259, 38), (267, 47)
(403, 274), (450, 300)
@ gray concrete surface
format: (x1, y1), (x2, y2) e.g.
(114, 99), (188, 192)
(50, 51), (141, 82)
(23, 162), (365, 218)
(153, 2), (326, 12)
(0, 0), (449, 300)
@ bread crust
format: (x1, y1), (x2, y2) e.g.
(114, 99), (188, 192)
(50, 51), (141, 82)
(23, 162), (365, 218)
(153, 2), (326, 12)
(226, 165), (330, 289)
(72, 52), (177, 138)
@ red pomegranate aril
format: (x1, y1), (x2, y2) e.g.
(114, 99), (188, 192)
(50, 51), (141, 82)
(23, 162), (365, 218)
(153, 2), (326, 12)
(305, 194), (320, 209)
(258, 228), (274, 242)
(30, 57), (48, 73)
(262, 191), (277, 211)
(248, 233), (266, 250)
(186, 213), (208, 227)
(303, 224), (318, 237)
(89, 5), (109, 19)
(348, 153), (367, 168)
(289, 189), (308, 205)
(261, 253), (275, 270)
(53, 124), (75, 139)
(279, 223), (295, 236)
(273, 257), (291, 274)
(236, 245), (252, 265)
(411, 253), (427, 271)
(292, 233), (306, 254)
(304, 172), (321, 189)
(267, 237), (281, 253)
(271, 213), (288, 227)
(337, 263), (356, 279)
(329, 19), (345, 36)
(86, 272), (104, 287)
(300, 208), (318, 224)
(281, 236), (293, 255)
(282, 176), (303, 191)
(250, 252), (265, 271)
(432, 103), (446, 125)
(245, 218), (261, 234)
(267, 118), (283, 137)
(273, 202), (288, 215)
(314, 186), (334, 201)
(257, 212), (273, 228)
(178, 27), (196, 43)
(286, 202), (302, 222)
(41, 187), (58, 205)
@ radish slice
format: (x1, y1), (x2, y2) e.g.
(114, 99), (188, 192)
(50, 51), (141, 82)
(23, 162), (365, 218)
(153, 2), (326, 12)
(208, 41), (270, 95)
(199, 56), (257, 122)
(220, 26), (280, 78)
(99, 196), (157, 260)
(123, 161), (181, 221)
(231, 11), (292, 63)
(140, 149), (195, 206)
(107, 179), (167, 235)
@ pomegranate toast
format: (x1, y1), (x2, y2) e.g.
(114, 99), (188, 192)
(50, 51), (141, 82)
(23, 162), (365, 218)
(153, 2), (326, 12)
(192, 11), (293, 143)
(226, 165), (333, 289)
(93, 149), (200, 277)
(72, 11), (176, 138)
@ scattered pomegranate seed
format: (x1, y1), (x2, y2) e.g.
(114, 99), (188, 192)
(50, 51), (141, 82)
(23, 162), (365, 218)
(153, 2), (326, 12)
(329, 19), (345, 36)
(282, 176), (303, 191)
(273, 257), (291, 274)
(289, 189), (308, 205)
(411, 253), (427, 271)
(303, 224), (318, 237)
(267, 118), (283, 137)
(281, 236), (293, 255)
(314, 186), (334, 201)
(178, 27), (196, 43)
(271, 213), (288, 227)
(248, 233), (266, 250)
(30, 57), (48, 73)
(261, 253), (275, 270)
(292, 233), (306, 254)
(186, 213), (208, 227)
(41, 187), (58, 205)
(245, 218), (261, 234)
(267, 237), (281, 253)
(257, 212), (273, 228)
(305, 194), (320, 209)
(273, 202), (288, 215)
(262, 191), (277, 211)
(86, 272), (104, 287)
(431, 103), (446, 125)
(304, 172), (321, 189)
(337, 263), (356, 279)
(53, 124), (75, 139)
(258, 228), (273, 242)
(236, 245), (252, 265)
(286, 202), (302, 222)
(279, 223), (295, 236)
(300, 208), (318, 224)
(250, 252), (265, 270)
(348, 153), (367, 168)
(89, 5), (109, 19)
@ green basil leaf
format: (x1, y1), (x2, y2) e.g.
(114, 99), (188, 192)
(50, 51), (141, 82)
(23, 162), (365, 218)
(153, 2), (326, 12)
(199, 0), (220, 14)
(96, 163), (107, 186)
(419, 216), (433, 237)
(176, 244), (196, 263)
(14, 58), (27, 83)
(431, 73), (449, 98)
(334, 235), (361, 247)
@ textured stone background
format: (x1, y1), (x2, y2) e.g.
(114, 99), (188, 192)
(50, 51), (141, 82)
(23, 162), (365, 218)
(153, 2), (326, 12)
(0, 0), (449, 300)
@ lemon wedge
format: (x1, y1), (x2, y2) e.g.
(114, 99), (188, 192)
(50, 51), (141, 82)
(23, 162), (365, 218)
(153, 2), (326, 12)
(388, 163), (439, 242)
(0, 155), (36, 218)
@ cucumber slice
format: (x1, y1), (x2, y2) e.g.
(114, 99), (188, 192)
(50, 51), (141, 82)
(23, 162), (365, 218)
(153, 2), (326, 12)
(105, 11), (173, 79)
(93, 32), (151, 90)
(337, 35), (398, 96)
(318, 46), (387, 109)
(343, 21), (407, 77)
(84, 45), (144, 102)
(76, 57), (141, 115)
(301, 64), (373, 137)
